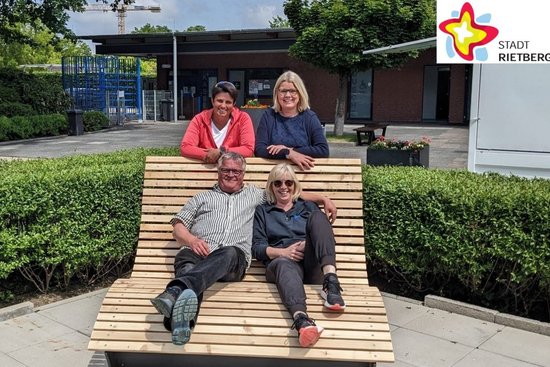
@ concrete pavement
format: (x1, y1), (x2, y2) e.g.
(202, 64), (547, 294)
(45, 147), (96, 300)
(0, 120), (469, 169)
(1, 289), (549, 367)
(1, 120), (549, 367)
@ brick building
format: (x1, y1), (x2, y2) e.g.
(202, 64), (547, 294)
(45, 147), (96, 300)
(82, 29), (469, 125)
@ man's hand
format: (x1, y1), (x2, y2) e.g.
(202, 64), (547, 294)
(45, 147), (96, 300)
(287, 150), (315, 170)
(205, 148), (221, 163)
(173, 221), (210, 256)
(188, 236), (210, 257)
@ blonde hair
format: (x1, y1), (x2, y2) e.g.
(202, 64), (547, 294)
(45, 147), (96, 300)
(265, 163), (302, 204)
(272, 71), (310, 113)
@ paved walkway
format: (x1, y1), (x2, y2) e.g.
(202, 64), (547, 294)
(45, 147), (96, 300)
(1, 121), (549, 367)
(0, 120), (469, 169)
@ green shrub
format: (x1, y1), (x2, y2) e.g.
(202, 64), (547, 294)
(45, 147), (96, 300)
(28, 114), (68, 137)
(0, 147), (179, 292)
(8, 116), (34, 140)
(83, 111), (110, 132)
(0, 114), (67, 141)
(363, 167), (550, 320)
(0, 68), (71, 115)
(0, 116), (9, 141)
(0, 102), (35, 117)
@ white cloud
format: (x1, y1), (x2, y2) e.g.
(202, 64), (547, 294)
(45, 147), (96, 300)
(244, 5), (278, 29)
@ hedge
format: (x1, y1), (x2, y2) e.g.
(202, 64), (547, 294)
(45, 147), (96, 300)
(83, 111), (110, 132)
(0, 114), (67, 141)
(0, 68), (71, 115)
(0, 147), (179, 295)
(363, 167), (550, 321)
(1, 153), (549, 321)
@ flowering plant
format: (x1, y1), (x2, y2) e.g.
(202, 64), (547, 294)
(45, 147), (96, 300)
(241, 99), (269, 108)
(369, 136), (431, 151)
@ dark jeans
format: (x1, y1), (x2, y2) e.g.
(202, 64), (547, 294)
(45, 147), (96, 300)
(265, 210), (337, 316)
(162, 246), (248, 330)
(169, 245), (247, 294)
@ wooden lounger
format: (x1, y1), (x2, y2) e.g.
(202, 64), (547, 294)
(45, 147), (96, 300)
(88, 156), (394, 367)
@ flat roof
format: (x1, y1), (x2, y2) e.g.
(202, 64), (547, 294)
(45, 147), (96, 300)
(79, 28), (297, 56)
(362, 37), (436, 55)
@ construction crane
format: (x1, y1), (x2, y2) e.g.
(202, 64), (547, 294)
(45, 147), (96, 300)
(84, 3), (161, 34)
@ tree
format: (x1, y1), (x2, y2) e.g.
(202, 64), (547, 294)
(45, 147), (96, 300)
(130, 23), (175, 78)
(132, 23), (171, 34)
(284, 0), (436, 135)
(0, 20), (91, 68)
(0, 0), (133, 44)
(186, 25), (206, 32)
(269, 15), (291, 28)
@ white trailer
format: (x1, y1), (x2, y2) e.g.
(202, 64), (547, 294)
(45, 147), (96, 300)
(468, 64), (550, 178)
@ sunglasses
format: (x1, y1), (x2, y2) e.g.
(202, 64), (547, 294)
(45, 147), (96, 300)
(215, 81), (236, 89)
(273, 180), (294, 188)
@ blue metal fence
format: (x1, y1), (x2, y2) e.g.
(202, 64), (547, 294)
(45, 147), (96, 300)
(62, 56), (142, 123)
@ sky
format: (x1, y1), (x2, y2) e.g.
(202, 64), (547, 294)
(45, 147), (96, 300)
(68, 0), (287, 37)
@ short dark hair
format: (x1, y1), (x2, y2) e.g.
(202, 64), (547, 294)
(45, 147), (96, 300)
(211, 81), (238, 104)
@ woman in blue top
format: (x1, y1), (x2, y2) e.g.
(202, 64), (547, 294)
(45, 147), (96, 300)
(254, 71), (329, 170)
(252, 163), (345, 348)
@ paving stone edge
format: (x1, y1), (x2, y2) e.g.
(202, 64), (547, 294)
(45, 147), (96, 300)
(424, 294), (550, 337)
(0, 301), (34, 321)
(0, 288), (109, 321)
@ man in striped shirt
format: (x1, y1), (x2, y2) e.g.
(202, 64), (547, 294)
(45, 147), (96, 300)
(150, 151), (337, 346)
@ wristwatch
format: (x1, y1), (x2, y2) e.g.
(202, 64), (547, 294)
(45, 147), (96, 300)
(282, 148), (290, 159)
(220, 146), (227, 154)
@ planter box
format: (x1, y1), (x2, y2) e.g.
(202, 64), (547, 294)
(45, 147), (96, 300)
(241, 108), (268, 134)
(366, 146), (429, 167)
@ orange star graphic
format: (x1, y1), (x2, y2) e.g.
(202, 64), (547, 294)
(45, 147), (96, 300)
(439, 2), (499, 61)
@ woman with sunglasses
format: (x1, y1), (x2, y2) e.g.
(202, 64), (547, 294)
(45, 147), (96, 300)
(180, 81), (255, 163)
(252, 163), (345, 348)
(254, 71), (329, 170)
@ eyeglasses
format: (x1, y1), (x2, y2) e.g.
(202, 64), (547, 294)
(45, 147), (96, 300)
(278, 89), (298, 96)
(219, 168), (244, 176)
(215, 81), (236, 89)
(273, 180), (294, 188)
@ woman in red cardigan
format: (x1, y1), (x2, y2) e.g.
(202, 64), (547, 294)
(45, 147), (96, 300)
(180, 81), (255, 162)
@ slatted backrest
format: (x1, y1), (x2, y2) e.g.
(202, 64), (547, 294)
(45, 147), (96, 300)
(134, 156), (367, 285)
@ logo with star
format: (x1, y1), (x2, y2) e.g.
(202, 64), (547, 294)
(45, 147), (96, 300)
(439, 2), (499, 61)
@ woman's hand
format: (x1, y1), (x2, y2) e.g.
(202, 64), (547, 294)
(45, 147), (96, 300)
(267, 145), (288, 155)
(323, 198), (337, 224)
(281, 241), (305, 262)
(205, 148), (221, 163)
(288, 150), (315, 170)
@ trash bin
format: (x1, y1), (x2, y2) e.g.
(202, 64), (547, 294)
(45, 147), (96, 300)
(160, 99), (174, 121)
(67, 109), (84, 136)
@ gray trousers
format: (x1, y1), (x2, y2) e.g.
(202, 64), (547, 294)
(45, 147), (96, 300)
(265, 210), (337, 316)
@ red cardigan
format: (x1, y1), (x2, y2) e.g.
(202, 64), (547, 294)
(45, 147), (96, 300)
(180, 108), (255, 160)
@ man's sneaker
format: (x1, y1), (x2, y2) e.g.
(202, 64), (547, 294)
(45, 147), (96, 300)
(171, 289), (198, 346)
(321, 273), (346, 311)
(150, 286), (180, 318)
(290, 313), (324, 348)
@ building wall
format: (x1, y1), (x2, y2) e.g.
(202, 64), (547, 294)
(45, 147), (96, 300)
(157, 53), (339, 121)
(157, 48), (467, 124)
(448, 64), (468, 124)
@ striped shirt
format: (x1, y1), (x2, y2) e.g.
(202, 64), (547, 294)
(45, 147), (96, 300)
(170, 183), (266, 266)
